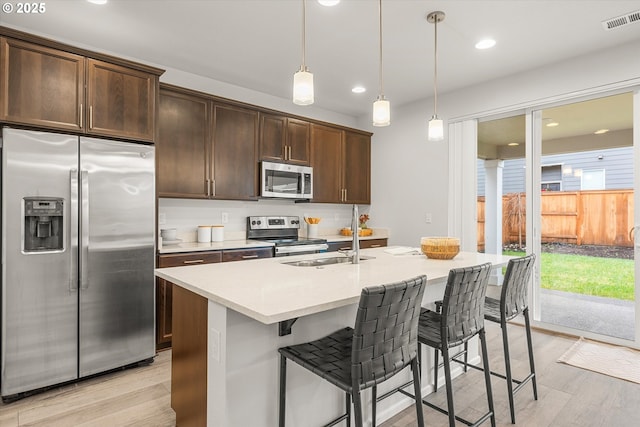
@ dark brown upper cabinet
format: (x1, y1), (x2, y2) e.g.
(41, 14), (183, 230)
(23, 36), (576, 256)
(211, 103), (259, 200)
(86, 59), (157, 142)
(310, 124), (371, 204)
(259, 113), (310, 166)
(0, 38), (85, 132)
(157, 85), (259, 201)
(157, 87), (210, 198)
(0, 29), (162, 142)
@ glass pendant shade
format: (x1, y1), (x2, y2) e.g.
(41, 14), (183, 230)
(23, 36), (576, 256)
(372, 97), (390, 127)
(428, 115), (444, 141)
(293, 68), (314, 105)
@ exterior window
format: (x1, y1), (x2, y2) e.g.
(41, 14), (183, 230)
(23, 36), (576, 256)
(581, 169), (605, 190)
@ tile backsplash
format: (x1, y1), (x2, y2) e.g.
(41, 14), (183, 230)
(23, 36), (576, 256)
(158, 198), (370, 242)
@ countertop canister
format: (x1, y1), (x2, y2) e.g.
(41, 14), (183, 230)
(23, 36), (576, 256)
(212, 225), (224, 242)
(197, 226), (212, 243)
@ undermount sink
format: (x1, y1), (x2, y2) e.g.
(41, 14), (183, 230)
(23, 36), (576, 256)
(283, 255), (375, 267)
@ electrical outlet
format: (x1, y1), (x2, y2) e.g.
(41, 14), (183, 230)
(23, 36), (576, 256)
(221, 212), (229, 224)
(425, 213), (432, 224)
(158, 213), (166, 225)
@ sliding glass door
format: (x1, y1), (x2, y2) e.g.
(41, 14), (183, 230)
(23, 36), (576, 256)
(473, 90), (639, 346)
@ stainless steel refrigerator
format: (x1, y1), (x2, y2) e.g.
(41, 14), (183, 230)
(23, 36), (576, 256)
(1, 127), (155, 400)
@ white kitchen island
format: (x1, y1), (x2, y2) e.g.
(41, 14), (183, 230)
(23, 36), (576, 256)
(155, 247), (513, 427)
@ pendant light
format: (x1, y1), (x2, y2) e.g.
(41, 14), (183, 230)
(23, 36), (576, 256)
(372, 0), (390, 126)
(293, 0), (314, 105)
(427, 11), (445, 141)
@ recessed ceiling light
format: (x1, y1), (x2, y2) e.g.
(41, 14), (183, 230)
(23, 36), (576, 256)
(594, 128), (609, 134)
(87, 0), (108, 4)
(351, 86), (366, 94)
(508, 142), (519, 146)
(318, 0), (340, 6)
(546, 122), (559, 127)
(475, 38), (496, 50)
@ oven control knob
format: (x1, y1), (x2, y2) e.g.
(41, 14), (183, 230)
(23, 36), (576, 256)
(251, 220), (256, 225)
(257, 220), (262, 225)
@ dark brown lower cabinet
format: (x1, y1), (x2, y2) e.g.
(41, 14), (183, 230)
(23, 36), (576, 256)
(155, 247), (272, 350)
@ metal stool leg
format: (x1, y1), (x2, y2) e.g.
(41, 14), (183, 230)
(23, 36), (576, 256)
(352, 390), (364, 427)
(500, 321), (516, 424)
(433, 348), (439, 390)
(279, 355), (287, 427)
(524, 308), (538, 400)
(411, 358), (426, 427)
(480, 328), (496, 427)
(345, 392), (351, 427)
(441, 346), (456, 427)
(372, 385), (377, 426)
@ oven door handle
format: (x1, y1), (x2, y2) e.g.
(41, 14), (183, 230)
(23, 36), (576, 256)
(275, 243), (329, 255)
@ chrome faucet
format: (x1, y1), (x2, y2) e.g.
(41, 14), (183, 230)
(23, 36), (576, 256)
(351, 204), (360, 264)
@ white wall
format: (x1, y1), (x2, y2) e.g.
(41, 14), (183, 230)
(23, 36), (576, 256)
(365, 38), (640, 247)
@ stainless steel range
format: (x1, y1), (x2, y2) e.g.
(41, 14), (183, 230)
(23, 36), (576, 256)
(246, 216), (328, 256)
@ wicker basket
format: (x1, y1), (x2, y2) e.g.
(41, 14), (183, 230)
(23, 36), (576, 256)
(421, 237), (460, 260)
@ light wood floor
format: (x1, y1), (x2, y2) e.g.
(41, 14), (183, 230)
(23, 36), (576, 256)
(0, 322), (638, 426)
(0, 350), (175, 426)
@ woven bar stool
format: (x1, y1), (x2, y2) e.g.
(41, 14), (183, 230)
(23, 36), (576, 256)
(432, 254), (538, 424)
(278, 275), (427, 427)
(417, 263), (495, 427)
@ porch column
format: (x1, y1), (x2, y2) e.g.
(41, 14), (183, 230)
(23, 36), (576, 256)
(484, 160), (504, 284)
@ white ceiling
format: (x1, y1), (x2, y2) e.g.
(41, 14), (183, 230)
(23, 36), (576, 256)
(2, 0), (640, 124)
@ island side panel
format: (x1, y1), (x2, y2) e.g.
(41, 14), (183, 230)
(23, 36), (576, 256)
(172, 284), (208, 427)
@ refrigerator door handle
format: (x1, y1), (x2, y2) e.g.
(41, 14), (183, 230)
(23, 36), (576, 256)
(70, 169), (79, 291)
(80, 170), (90, 290)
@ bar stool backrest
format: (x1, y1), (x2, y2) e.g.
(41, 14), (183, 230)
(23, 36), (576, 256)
(351, 275), (427, 391)
(440, 263), (492, 347)
(500, 254), (536, 321)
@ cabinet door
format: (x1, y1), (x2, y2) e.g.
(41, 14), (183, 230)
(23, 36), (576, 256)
(310, 124), (343, 203)
(286, 118), (310, 165)
(0, 38), (84, 132)
(212, 103), (259, 200)
(259, 113), (286, 163)
(87, 59), (156, 142)
(157, 88), (210, 198)
(343, 131), (371, 204)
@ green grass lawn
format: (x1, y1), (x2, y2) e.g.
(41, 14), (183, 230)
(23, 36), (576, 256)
(504, 250), (635, 301)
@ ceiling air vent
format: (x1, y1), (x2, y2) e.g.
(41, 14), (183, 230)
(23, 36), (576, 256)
(602, 10), (640, 30)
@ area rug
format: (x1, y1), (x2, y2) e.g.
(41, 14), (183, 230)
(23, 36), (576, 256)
(558, 337), (640, 384)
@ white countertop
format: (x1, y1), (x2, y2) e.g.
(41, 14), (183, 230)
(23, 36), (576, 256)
(155, 247), (512, 324)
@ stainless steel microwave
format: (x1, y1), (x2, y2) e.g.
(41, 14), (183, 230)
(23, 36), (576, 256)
(261, 161), (313, 199)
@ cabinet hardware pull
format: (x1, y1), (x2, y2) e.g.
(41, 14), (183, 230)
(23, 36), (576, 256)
(79, 104), (83, 128)
(370, 244), (381, 248)
(288, 146), (292, 160)
(242, 255), (259, 259)
(212, 179), (216, 197)
(183, 259), (205, 264)
(89, 105), (93, 129)
(339, 246), (351, 251)
(206, 179), (211, 196)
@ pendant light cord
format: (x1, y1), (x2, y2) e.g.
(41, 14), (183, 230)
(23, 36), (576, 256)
(378, 0), (383, 97)
(301, 0), (307, 69)
(433, 15), (438, 116)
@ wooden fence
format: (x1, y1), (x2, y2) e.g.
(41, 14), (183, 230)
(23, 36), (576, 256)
(477, 189), (634, 249)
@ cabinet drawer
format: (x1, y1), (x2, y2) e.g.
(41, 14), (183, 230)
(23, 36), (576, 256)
(222, 247), (273, 262)
(157, 251), (222, 268)
(360, 238), (387, 249)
